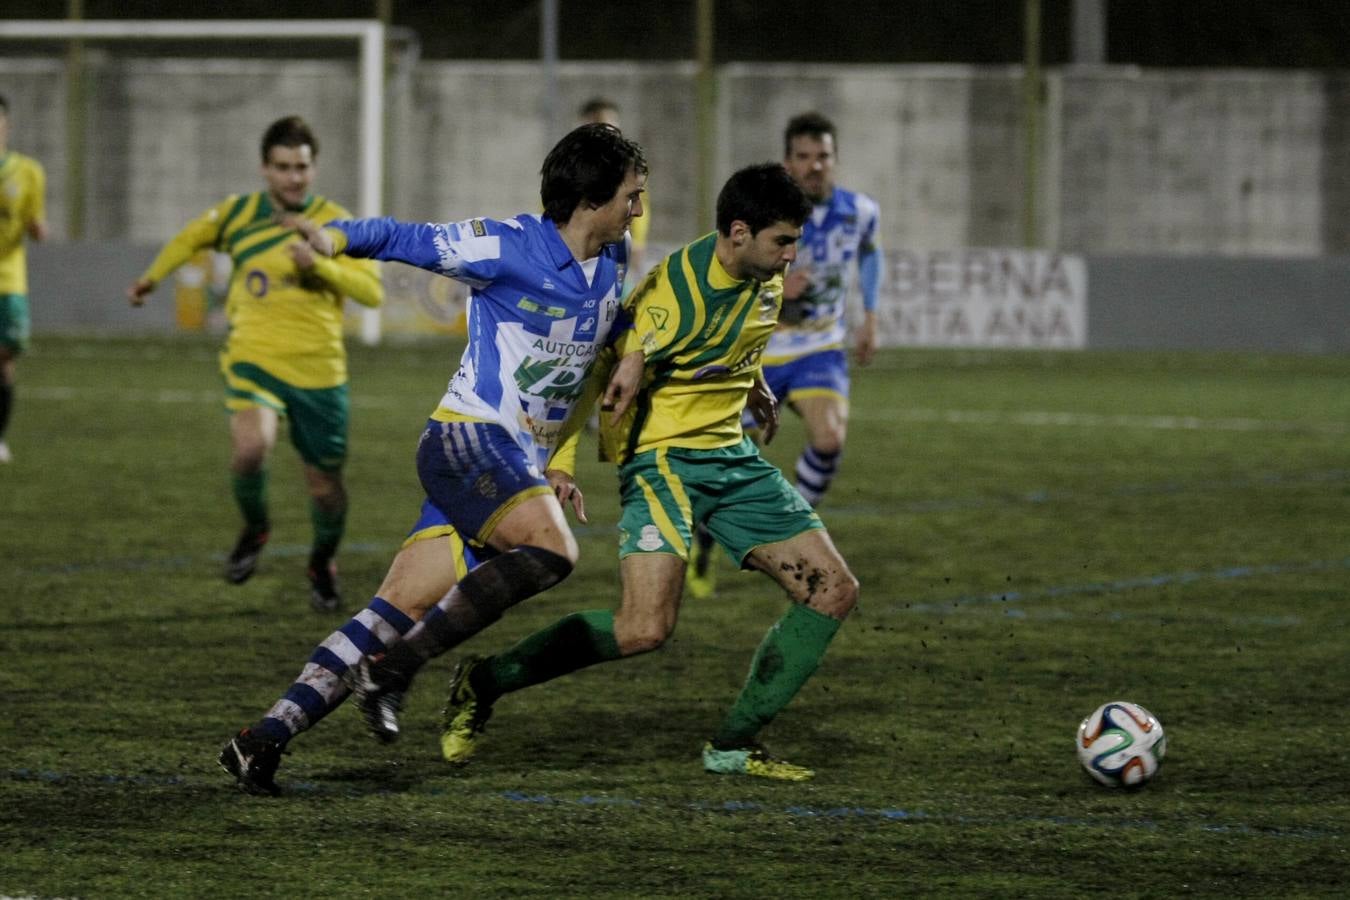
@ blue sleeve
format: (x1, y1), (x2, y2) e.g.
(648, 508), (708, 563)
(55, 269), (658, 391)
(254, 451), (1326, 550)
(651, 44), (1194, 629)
(858, 246), (881, 312)
(333, 218), (440, 269)
(334, 217), (505, 283)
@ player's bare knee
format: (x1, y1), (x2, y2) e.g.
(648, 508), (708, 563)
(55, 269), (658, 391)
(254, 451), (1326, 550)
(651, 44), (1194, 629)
(518, 545), (574, 591)
(523, 528), (581, 569)
(230, 453), (267, 475)
(812, 428), (846, 457)
(834, 571), (861, 617)
(809, 570), (859, 620)
(617, 621), (671, 656)
(306, 474), (345, 505)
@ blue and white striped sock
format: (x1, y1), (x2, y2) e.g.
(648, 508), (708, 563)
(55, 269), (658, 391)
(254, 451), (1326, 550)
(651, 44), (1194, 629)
(795, 446), (841, 507)
(255, 597), (415, 744)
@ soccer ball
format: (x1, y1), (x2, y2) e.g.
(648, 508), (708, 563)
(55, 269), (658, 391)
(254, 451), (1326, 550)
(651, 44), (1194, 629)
(1076, 700), (1167, 787)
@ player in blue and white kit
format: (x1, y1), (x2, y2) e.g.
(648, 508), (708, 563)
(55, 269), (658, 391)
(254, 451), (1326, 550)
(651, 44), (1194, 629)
(689, 112), (880, 598)
(769, 111), (881, 505)
(219, 124), (648, 795)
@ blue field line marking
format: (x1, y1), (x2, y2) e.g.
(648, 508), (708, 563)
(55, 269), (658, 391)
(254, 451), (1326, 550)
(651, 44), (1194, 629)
(825, 468), (1349, 520)
(14, 527), (611, 577)
(493, 790), (1333, 838)
(16, 540), (401, 576)
(871, 407), (1350, 436)
(6, 768), (1336, 839)
(899, 556), (1350, 616)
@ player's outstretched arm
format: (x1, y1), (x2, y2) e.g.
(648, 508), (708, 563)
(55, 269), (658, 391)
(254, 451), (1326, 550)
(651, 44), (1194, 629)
(129, 202), (229, 307)
(126, 278), (155, 307)
(326, 217), (506, 284)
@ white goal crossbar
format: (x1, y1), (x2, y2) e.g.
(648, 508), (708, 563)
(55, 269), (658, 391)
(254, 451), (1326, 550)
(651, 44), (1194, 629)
(0, 19), (388, 343)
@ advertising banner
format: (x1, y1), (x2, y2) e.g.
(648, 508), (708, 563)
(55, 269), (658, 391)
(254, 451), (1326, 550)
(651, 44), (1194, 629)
(872, 248), (1087, 349)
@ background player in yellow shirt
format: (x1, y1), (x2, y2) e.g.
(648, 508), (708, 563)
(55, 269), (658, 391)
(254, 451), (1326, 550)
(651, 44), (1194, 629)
(440, 164), (861, 781)
(0, 95), (50, 464)
(126, 115), (384, 610)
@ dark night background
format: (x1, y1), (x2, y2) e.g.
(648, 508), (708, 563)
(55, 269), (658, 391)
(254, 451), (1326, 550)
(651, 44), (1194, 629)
(5, 1), (1350, 67)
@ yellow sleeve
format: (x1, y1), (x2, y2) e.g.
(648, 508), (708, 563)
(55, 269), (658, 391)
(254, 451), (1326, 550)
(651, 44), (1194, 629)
(29, 161), (46, 225)
(0, 207), (24, 257)
(546, 430), (580, 476)
(325, 227), (351, 254)
(139, 198), (233, 286)
(309, 255), (384, 309)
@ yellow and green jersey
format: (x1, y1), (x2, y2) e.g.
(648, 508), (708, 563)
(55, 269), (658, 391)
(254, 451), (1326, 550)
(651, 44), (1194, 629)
(600, 232), (784, 463)
(138, 192), (383, 388)
(0, 151), (47, 295)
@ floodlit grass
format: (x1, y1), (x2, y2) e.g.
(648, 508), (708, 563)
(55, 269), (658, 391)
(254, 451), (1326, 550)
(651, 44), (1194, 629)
(2, 335), (1347, 898)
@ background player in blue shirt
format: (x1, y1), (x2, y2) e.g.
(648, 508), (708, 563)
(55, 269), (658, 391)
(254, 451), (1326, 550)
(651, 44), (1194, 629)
(765, 111), (881, 503)
(219, 123), (648, 795)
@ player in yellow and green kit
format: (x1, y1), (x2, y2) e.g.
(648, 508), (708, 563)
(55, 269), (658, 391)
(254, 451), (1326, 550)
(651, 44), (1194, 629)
(0, 95), (50, 464)
(440, 164), (861, 781)
(127, 116), (383, 611)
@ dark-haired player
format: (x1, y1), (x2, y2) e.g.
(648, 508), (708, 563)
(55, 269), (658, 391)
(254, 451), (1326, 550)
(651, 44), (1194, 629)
(440, 163), (859, 781)
(218, 123), (648, 795)
(128, 115), (384, 610)
(688, 111), (882, 600)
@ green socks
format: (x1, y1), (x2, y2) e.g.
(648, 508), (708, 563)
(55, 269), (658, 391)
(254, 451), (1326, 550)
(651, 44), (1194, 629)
(711, 602), (842, 748)
(479, 610), (622, 703)
(471, 602), (841, 749)
(309, 495), (346, 562)
(231, 470), (270, 532)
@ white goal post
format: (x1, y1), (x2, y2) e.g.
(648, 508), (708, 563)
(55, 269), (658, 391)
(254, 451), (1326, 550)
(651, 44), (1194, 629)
(0, 19), (389, 344)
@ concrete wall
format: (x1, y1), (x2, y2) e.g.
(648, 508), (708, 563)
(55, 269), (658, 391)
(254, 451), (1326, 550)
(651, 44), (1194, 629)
(3, 57), (1349, 257)
(7, 57), (1347, 353)
(26, 242), (1346, 354)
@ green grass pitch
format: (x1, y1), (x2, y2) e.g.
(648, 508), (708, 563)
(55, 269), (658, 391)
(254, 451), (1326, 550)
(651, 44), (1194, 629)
(2, 335), (1346, 897)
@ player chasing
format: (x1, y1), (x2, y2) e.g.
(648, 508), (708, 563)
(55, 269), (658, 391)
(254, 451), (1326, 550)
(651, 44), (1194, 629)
(0, 95), (50, 464)
(687, 112), (881, 600)
(127, 116), (384, 611)
(437, 163), (860, 782)
(217, 123), (647, 796)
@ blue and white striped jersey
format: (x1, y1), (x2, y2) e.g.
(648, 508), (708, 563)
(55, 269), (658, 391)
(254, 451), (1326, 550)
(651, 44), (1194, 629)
(764, 186), (880, 362)
(333, 214), (627, 470)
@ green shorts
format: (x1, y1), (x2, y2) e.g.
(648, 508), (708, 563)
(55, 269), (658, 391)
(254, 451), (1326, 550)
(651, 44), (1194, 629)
(617, 436), (823, 567)
(222, 359), (349, 472)
(0, 294), (31, 354)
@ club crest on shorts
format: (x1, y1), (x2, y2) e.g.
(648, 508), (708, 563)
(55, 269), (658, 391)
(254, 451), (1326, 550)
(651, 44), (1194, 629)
(637, 524), (664, 551)
(474, 472), (499, 499)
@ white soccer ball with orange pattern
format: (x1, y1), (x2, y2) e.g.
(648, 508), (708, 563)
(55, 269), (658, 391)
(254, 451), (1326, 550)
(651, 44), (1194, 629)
(1076, 700), (1167, 787)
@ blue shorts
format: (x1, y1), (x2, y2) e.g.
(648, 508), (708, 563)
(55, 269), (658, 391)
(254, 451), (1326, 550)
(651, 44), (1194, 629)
(403, 498), (491, 574)
(744, 348), (849, 428)
(414, 418), (553, 546)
